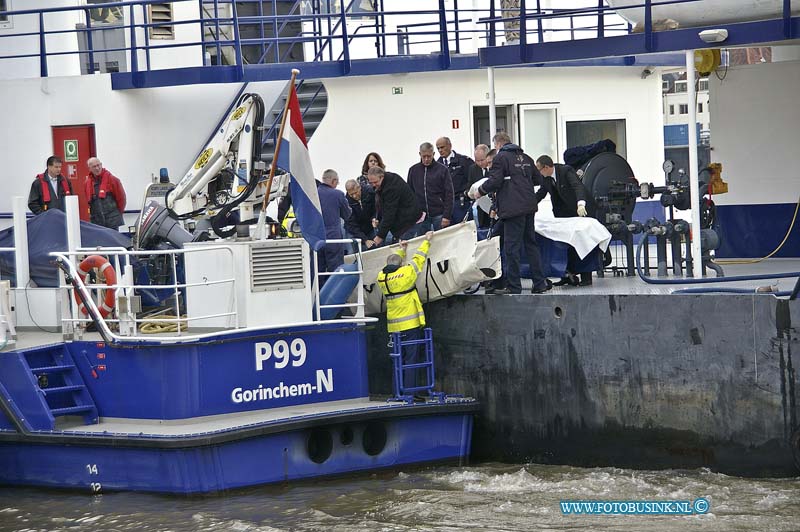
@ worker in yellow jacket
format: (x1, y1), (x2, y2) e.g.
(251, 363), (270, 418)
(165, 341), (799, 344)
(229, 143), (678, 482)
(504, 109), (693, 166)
(378, 230), (434, 393)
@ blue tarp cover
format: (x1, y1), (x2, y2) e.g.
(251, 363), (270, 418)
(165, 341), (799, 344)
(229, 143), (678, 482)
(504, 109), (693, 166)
(0, 210), (131, 287)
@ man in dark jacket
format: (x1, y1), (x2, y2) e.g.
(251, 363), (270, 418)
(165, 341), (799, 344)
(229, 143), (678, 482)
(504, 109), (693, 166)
(317, 169), (352, 278)
(475, 132), (550, 295)
(436, 136), (474, 223)
(344, 178), (377, 249)
(85, 157), (127, 230)
(368, 167), (421, 247)
(535, 155), (596, 286)
(407, 142), (453, 232)
(28, 156), (75, 214)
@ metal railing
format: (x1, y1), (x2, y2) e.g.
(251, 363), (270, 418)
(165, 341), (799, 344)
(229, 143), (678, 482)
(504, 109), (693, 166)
(312, 238), (367, 321)
(0, 0), (642, 80)
(49, 237), (374, 344)
(52, 245), (240, 339)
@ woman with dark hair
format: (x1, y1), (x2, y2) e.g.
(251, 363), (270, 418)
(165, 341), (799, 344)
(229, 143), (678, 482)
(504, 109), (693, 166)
(358, 152), (385, 188)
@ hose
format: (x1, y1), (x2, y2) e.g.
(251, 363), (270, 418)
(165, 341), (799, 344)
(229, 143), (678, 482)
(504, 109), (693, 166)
(140, 314), (188, 334)
(211, 93), (266, 238)
(715, 194), (800, 265)
(672, 287), (791, 295)
(635, 233), (800, 285)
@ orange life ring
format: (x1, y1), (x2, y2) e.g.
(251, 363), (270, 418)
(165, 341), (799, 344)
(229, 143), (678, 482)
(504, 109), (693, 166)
(74, 255), (117, 318)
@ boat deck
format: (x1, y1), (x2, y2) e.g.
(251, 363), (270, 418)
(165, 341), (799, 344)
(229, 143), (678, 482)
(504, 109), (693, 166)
(512, 257), (800, 295)
(52, 397), (443, 438)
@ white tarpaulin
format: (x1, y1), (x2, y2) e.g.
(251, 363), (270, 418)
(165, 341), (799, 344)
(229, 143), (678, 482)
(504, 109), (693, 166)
(535, 214), (612, 259)
(345, 222), (501, 316)
(470, 178), (612, 259)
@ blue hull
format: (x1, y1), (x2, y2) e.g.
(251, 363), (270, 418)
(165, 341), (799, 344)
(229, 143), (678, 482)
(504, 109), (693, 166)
(0, 411), (473, 494)
(0, 322), (477, 493)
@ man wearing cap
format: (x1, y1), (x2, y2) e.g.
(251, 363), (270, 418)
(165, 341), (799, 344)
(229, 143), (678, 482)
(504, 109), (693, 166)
(377, 230), (434, 393)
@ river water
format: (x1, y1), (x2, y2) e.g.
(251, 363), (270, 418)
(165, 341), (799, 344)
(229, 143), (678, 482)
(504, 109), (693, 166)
(0, 463), (798, 531)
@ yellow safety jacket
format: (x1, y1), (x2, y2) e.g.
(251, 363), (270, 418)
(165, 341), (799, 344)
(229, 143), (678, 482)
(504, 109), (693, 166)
(281, 207), (298, 237)
(377, 240), (430, 333)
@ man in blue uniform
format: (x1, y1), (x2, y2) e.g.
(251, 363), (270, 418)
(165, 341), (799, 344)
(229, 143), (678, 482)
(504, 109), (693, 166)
(317, 169), (352, 281)
(475, 132), (550, 295)
(535, 155), (596, 286)
(436, 136), (475, 223)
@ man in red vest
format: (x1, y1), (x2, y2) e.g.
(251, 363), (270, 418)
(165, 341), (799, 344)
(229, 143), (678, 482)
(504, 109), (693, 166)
(85, 157), (127, 230)
(28, 156), (75, 214)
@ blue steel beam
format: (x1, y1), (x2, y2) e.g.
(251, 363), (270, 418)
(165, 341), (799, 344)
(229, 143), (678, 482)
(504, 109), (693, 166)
(480, 15), (800, 67)
(110, 52), (686, 90)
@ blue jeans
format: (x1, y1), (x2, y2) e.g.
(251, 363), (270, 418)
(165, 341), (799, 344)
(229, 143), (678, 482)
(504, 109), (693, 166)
(451, 198), (472, 224)
(415, 214), (443, 235)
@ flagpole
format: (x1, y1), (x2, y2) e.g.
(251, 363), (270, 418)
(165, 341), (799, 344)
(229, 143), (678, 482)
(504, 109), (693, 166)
(255, 68), (300, 238)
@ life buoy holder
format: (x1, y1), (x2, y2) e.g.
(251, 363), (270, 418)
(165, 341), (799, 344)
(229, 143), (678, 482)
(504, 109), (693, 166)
(74, 255), (117, 318)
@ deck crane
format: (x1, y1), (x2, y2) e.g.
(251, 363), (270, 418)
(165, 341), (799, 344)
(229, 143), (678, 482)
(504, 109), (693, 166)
(164, 92), (288, 238)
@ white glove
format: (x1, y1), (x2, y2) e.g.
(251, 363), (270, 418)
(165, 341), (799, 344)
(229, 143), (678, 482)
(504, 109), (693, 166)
(577, 205), (588, 217)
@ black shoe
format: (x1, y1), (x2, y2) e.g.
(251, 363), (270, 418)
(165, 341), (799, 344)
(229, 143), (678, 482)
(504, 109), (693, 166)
(532, 280), (553, 294)
(491, 287), (521, 295)
(413, 395), (429, 403)
(553, 276), (577, 287)
(578, 274), (593, 286)
(484, 284), (508, 294)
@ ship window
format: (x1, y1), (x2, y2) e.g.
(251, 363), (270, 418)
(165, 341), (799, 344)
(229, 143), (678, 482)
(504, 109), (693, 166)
(669, 105), (674, 115)
(0, 0), (12, 29)
(698, 79), (709, 91)
(87, 0), (124, 24)
(566, 118), (627, 159)
(309, 0), (376, 18)
(519, 104), (559, 165)
(675, 81), (687, 93)
(149, 3), (174, 40)
(679, 104), (689, 114)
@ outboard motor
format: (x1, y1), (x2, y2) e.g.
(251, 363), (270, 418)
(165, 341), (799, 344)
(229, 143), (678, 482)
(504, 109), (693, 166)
(134, 200), (194, 250)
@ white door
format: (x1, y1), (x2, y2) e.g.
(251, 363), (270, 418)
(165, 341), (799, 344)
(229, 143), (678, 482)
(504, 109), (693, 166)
(518, 104), (559, 161)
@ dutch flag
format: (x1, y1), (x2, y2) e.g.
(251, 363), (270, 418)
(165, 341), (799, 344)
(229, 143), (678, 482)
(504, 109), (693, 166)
(276, 84), (326, 251)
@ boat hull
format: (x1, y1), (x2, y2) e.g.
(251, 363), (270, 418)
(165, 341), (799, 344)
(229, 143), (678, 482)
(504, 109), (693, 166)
(0, 407), (474, 494)
(0, 321), (477, 493)
(366, 294), (800, 477)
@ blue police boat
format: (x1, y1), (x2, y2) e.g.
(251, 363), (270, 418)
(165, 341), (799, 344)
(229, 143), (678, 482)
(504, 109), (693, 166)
(0, 207), (476, 494)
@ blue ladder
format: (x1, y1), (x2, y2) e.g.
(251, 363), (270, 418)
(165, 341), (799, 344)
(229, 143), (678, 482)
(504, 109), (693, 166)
(24, 345), (99, 428)
(389, 328), (445, 404)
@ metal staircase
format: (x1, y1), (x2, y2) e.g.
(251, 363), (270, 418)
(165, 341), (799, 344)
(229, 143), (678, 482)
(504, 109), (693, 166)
(9, 345), (99, 430)
(390, 328), (439, 402)
(261, 79), (328, 170)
